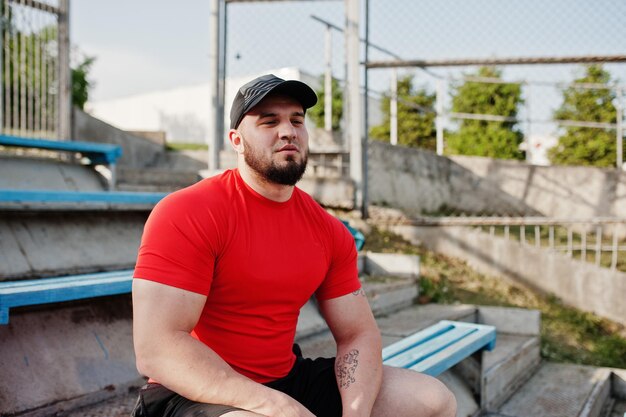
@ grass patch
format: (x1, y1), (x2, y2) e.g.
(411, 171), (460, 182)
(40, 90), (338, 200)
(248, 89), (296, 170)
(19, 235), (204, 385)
(166, 142), (208, 151)
(363, 225), (626, 369)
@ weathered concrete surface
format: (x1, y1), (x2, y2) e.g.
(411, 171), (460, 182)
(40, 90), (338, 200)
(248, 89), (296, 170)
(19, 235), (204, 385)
(368, 141), (626, 222)
(368, 142), (539, 216)
(389, 224), (626, 326)
(0, 211), (148, 280)
(451, 154), (626, 220)
(0, 295), (142, 416)
(363, 252), (420, 278)
(74, 109), (164, 169)
(0, 156), (107, 191)
(496, 363), (613, 417)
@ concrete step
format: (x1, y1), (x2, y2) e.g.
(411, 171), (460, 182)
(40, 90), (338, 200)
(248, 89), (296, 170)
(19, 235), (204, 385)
(117, 167), (200, 187)
(490, 362), (614, 417)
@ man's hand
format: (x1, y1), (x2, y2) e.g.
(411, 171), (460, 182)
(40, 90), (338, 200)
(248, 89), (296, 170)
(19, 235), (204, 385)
(253, 390), (316, 417)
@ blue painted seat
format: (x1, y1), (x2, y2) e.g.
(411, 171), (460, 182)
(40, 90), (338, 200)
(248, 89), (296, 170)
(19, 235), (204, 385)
(382, 320), (496, 376)
(0, 270), (134, 325)
(0, 134), (123, 189)
(0, 189), (168, 208)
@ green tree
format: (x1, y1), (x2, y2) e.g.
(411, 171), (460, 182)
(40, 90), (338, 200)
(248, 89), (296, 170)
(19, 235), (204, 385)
(369, 75), (437, 150)
(71, 55), (96, 110)
(309, 75), (343, 130)
(548, 65), (617, 167)
(447, 66), (524, 160)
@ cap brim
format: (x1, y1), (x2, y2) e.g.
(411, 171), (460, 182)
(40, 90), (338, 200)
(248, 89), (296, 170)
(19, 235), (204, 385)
(243, 80), (318, 119)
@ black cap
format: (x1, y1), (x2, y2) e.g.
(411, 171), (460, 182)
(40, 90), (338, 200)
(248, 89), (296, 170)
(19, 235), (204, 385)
(230, 74), (318, 129)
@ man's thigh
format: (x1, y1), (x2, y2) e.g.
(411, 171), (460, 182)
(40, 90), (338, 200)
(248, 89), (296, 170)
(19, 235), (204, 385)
(132, 383), (244, 417)
(371, 365), (457, 417)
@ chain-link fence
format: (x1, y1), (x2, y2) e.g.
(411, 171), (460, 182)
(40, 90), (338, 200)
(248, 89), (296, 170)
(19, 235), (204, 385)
(0, 0), (69, 140)
(365, 0), (626, 170)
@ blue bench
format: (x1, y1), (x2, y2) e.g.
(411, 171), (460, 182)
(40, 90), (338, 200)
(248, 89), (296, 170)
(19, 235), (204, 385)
(0, 134), (123, 189)
(0, 189), (168, 210)
(382, 320), (496, 376)
(0, 269), (134, 324)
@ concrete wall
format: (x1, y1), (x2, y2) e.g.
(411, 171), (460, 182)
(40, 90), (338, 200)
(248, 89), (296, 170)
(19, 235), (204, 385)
(73, 108), (165, 169)
(368, 142), (539, 216)
(0, 211), (148, 280)
(0, 295), (142, 416)
(368, 141), (626, 219)
(450, 154), (626, 219)
(388, 224), (626, 326)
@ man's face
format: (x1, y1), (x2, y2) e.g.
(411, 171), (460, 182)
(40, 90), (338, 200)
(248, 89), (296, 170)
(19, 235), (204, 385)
(236, 94), (309, 186)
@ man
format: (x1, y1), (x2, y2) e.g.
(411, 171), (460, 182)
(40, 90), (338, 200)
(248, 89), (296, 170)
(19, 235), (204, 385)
(132, 74), (456, 417)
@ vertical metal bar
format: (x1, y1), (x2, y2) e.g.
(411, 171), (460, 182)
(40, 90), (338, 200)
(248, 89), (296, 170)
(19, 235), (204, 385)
(390, 68), (397, 145)
(33, 7), (40, 135)
(26, 9), (33, 134)
(617, 87), (623, 170)
(46, 10), (54, 138)
(549, 225), (555, 250)
(524, 81), (531, 163)
(581, 230), (587, 261)
(489, 225), (495, 237)
(11, 2), (18, 133)
(610, 227), (618, 271)
(567, 227), (573, 257)
(520, 224), (526, 245)
(436, 79), (444, 155)
(535, 225), (540, 248)
(504, 225), (509, 240)
(57, 0), (70, 140)
(595, 225), (602, 266)
(324, 24), (332, 132)
(41, 15), (48, 137)
(0, 0), (3, 132)
(2, 0), (9, 133)
(208, 0), (220, 172)
(19, 4), (25, 135)
(361, 0), (369, 219)
(346, 0), (362, 214)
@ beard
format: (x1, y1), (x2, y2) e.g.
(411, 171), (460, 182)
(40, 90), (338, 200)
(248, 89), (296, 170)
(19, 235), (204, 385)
(242, 136), (308, 186)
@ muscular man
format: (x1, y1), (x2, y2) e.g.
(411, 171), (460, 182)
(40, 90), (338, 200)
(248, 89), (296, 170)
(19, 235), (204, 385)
(132, 74), (456, 417)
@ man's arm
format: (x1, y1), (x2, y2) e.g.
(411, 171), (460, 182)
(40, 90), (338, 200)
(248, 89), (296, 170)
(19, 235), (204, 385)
(132, 278), (315, 417)
(318, 288), (383, 417)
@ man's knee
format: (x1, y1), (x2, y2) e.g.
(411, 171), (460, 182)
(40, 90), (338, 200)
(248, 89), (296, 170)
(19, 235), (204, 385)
(375, 366), (457, 417)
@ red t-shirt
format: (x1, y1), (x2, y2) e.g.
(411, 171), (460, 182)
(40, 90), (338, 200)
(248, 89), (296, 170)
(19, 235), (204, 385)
(134, 169), (360, 383)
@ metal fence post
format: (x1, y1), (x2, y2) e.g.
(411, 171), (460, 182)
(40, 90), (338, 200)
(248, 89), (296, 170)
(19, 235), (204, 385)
(345, 0), (363, 214)
(208, 0), (221, 172)
(390, 68), (397, 145)
(324, 24), (332, 132)
(617, 87), (623, 170)
(436, 79), (444, 155)
(57, 0), (71, 140)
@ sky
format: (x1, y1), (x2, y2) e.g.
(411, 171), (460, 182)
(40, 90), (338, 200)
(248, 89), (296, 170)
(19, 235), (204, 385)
(71, 0), (626, 133)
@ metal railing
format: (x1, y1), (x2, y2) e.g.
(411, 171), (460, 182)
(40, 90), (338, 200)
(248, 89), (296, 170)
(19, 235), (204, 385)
(1, 0), (69, 140)
(403, 216), (626, 272)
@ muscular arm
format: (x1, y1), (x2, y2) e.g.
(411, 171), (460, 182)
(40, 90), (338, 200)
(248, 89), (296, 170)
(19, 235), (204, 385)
(132, 278), (314, 417)
(318, 288), (383, 417)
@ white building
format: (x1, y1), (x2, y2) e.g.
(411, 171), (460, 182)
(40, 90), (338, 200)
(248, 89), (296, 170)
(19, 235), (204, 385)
(86, 68), (321, 145)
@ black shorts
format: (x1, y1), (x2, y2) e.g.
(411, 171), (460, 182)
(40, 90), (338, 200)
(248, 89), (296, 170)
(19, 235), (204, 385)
(131, 345), (342, 417)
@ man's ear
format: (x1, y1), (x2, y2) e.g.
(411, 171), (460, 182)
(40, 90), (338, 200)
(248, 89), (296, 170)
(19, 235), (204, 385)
(228, 129), (244, 154)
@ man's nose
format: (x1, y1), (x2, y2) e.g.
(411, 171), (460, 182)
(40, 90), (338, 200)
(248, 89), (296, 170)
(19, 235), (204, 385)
(278, 122), (297, 140)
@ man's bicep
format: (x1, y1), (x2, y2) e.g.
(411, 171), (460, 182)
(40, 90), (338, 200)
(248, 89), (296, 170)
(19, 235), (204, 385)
(317, 290), (379, 342)
(132, 278), (207, 335)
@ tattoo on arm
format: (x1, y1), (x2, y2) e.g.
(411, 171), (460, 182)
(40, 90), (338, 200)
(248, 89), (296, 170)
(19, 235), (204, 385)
(336, 349), (359, 389)
(352, 288), (366, 297)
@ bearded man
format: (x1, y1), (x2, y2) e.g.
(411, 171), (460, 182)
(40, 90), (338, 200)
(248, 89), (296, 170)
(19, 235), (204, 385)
(131, 74), (456, 417)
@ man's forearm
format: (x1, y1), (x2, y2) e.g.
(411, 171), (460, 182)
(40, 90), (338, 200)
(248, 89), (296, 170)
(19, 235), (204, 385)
(136, 331), (311, 417)
(334, 330), (383, 417)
